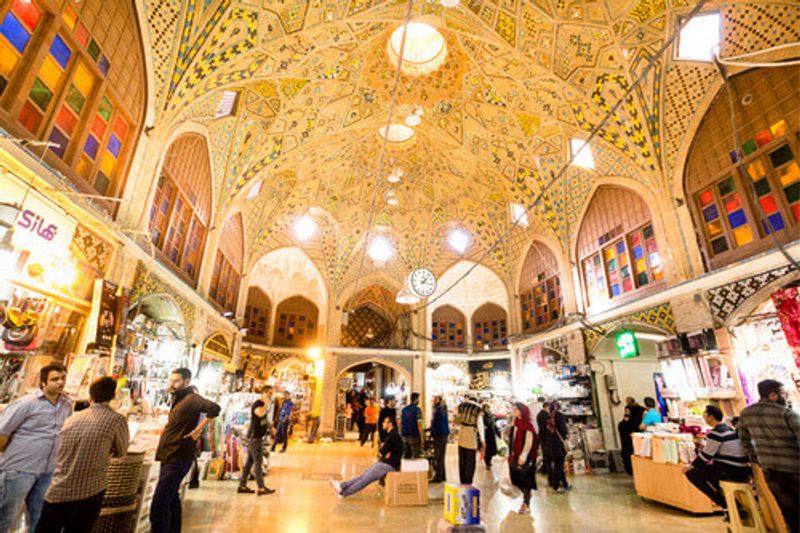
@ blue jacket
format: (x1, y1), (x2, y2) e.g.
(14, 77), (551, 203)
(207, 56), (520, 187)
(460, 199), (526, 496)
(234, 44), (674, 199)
(430, 404), (450, 437)
(401, 404), (422, 437)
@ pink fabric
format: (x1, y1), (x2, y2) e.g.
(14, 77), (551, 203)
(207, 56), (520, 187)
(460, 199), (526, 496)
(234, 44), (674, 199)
(772, 288), (800, 369)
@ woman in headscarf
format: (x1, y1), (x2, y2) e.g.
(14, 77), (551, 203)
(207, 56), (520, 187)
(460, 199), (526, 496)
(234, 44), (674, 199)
(481, 403), (499, 470)
(617, 406), (637, 475)
(541, 400), (570, 492)
(508, 402), (539, 514)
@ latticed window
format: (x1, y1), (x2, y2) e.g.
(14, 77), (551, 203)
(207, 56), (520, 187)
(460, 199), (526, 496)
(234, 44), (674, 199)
(519, 241), (562, 333)
(431, 305), (466, 352)
(472, 303), (508, 351)
(0, 0), (144, 206)
(578, 186), (663, 309)
(209, 214), (244, 314)
(686, 66), (800, 269)
(273, 296), (318, 348)
(340, 305), (393, 348)
(244, 287), (270, 344)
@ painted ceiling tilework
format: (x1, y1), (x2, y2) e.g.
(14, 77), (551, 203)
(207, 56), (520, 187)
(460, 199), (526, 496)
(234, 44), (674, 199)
(139, 0), (799, 300)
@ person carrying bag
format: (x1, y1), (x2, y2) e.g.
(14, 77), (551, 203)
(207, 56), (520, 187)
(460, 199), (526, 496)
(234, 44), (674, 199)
(508, 402), (539, 514)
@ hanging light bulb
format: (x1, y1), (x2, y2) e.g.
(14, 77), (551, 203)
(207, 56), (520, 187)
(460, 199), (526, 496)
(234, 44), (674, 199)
(384, 189), (399, 206)
(441, 0), (460, 7)
(395, 288), (420, 305)
(405, 113), (421, 127)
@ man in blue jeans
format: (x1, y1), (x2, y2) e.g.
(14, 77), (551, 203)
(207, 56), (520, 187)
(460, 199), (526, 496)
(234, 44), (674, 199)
(329, 415), (404, 498)
(150, 369), (220, 533)
(0, 363), (71, 533)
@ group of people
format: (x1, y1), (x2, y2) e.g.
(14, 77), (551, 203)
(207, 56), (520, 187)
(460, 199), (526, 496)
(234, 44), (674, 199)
(0, 365), (222, 533)
(617, 395), (665, 475)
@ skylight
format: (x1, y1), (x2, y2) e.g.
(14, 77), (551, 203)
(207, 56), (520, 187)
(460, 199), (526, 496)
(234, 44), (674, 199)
(215, 91), (239, 118)
(570, 138), (595, 170)
(293, 215), (317, 242)
(511, 203), (529, 227)
(368, 236), (394, 262)
(388, 23), (447, 76)
(447, 228), (471, 254)
(246, 179), (262, 200)
(676, 12), (721, 62)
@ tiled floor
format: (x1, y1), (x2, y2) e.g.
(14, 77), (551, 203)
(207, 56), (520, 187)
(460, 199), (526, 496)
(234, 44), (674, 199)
(182, 439), (727, 532)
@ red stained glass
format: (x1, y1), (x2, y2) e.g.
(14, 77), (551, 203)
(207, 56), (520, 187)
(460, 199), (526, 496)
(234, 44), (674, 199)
(724, 193), (741, 213)
(792, 203), (800, 222)
(754, 130), (772, 147)
(90, 114), (106, 138)
(630, 233), (641, 246)
(11, 0), (41, 30)
(699, 190), (714, 206)
(17, 100), (42, 133)
(622, 278), (633, 292)
(758, 195), (778, 215)
(74, 22), (89, 47)
(54, 105), (77, 135)
(113, 116), (127, 139)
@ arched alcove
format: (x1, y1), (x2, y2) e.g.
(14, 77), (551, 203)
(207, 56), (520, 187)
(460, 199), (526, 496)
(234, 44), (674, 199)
(471, 302), (508, 351)
(209, 212), (244, 313)
(518, 241), (563, 333)
(243, 287), (271, 344)
(431, 305), (467, 352)
(273, 296), (319, 348)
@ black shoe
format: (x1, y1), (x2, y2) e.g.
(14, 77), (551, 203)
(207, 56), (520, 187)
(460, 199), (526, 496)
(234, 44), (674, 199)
(280, 449), (287, 453)
(188, 482), (200, 489)
(258, 487), (276, 496)
(430, 478), (444, 484)
(237, 486), (255, 494)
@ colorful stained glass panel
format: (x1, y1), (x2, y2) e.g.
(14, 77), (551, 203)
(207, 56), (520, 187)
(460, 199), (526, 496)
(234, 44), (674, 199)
(1, 13), (30, 53)
(28, 78), (52, 110)
(49, 35), (71, 68)
(11, 0), (41, 29)
(47, 127), (69, 158)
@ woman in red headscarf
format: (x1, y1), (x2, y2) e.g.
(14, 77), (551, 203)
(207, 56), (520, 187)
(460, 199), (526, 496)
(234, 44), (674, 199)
(508, 402), (538, 514)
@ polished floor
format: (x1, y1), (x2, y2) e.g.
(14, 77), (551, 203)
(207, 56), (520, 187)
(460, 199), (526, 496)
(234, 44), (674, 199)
(183, 437), (727, 533)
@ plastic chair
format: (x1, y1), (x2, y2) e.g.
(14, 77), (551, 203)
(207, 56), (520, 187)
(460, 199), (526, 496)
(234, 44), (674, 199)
(720, 481), (768, 533)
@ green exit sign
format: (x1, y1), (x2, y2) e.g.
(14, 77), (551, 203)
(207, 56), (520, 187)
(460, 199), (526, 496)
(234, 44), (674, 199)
(616, 331), (640, 359)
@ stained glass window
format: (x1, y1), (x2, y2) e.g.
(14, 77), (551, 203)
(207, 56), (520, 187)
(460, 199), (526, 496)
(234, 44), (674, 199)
(0, 0), (42, 95)
(768, 144), (800, 223)
(583, 254), (607, 307)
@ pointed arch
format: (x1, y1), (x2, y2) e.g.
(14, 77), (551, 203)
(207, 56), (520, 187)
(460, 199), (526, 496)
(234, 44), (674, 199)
(471, 302), (508, 351)
(243, 286), (271, 344)
(273, 296), (319, 348)
(431, 305), (468, 352)
(518, 240), (564, 333)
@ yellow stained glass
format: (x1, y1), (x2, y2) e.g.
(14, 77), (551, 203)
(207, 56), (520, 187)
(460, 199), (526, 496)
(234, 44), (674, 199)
(76, 156), (93, 178)
(746, 160), (765, 181)
(707, 220), (723, 237)
(38, 56), (62, 90)
(635, 259), (645, 272)
(0, 40), (18, 77)
(99, 151), (115, 176)
(652, 268), (664, 281)
(770, 119), (788, 138)
(779, 161), (800, 186)
(62, 5), (77, 30)
(72, 63), (94, 96)
(733, 226), (753, 246)
(604, 247), (615, 260)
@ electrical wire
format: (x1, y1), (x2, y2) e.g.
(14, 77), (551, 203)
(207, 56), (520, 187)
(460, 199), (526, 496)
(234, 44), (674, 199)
(714, 42), (800, 67)
(405, 0), (711, 316)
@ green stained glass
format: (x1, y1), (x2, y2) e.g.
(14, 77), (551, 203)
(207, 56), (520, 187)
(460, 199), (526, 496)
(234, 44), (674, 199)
(786, 182), (800, 204)
(98, 96), (113, 121)
(87, 38), (100, 60)
(718, 176), (735, 196)
(742, 139), (758, 155)
(754, 178), (771, 197)
(29, 78), (52, 110)
(65, 84), (85, 114)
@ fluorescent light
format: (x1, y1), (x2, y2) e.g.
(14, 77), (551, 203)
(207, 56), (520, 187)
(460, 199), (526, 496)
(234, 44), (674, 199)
(215, 91), (239, 118)
(246, 180), (262, 200)
(293, 215), (317, 242)
(570, 138), (595, 169)
(447, 228), (470, 254)
(511, 203), (529, 227)
(676, 12), (720, 62)
(635, 332), (669, 343)
(368, 236), (393, 262)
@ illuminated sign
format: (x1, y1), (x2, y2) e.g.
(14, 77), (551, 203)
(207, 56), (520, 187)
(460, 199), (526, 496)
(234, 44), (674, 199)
(13, 190), (76, 257)
(616, 331), (640, 359)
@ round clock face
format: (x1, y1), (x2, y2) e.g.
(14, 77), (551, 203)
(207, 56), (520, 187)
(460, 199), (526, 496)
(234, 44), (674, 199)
(409, 268), (437, 298)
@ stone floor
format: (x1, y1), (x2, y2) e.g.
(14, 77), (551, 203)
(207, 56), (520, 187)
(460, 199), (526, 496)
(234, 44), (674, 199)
(182, 439), (727, 533)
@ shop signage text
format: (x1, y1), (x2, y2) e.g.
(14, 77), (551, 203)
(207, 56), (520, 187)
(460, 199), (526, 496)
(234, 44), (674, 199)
(616, 331), (640, 359)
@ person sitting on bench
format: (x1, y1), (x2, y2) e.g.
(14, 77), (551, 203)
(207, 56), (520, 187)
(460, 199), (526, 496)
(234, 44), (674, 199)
(330, 415), (403, 498)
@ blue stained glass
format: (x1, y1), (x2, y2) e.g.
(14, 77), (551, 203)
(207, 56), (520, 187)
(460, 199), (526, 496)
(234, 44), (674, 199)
(728, 209), (747, 229)
(633, 245), (644, 259)
(616, 241), (625, 254)
(1, 14), (30, 54)
(83, 135), (99, 159)
(49, 35), (71, 69)
(765, 213), (785, 234)
(48, 128), (68, 158)
(611, 284), (621, 297)
(98, 55), (110, 76)
(703, 204), (719, 222)
(107, 134), (121, 156)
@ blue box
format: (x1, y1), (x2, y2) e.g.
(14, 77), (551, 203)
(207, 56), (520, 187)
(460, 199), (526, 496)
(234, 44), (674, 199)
(443, 484), (480, 525)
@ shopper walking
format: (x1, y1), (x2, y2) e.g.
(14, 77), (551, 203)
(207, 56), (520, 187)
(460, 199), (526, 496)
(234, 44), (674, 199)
(618, 406), (637, 475)
(150, 368), (221, 533)
(481, 403), (499, 469)
(272, 395), (294, 453)
(238, 386), (276, 496)
(329, 416), (404, 498)
(457, 395), (483, 485)
(360, 399), (379, 447)
(429, 395), (450, 483)
(738, 379), (800, 532)
(0, 363), (71, 533)
(507, 402), (538, 514)
(640, 397), (662, 428)
(536, 398), (550, 475)
(378, 398), (397, 444)
(625, 397), (646, 429)
(542, 401), (570, 492)
(35, 377), (129, 533)
(401, 393), (424, 459)
(684, 405), (750, 516)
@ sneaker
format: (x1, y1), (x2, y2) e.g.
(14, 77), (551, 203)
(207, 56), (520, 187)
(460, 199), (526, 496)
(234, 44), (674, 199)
(519, 504), (530, 514)
(556, 487), (566, 494)
(237, 486), (255, 494)
(329, 478), (342, 497)
(257, 487), (276, 496)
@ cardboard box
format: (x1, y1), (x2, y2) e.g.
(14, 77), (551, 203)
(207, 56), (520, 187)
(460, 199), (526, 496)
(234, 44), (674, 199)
(384, 471), (428, 507)
(443, 484), (480, 525)
(401, 458), (429, 472)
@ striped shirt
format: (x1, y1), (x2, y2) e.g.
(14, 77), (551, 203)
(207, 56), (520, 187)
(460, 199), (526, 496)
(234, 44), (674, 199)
(457, 400), (484, 450)
(698, 423), (748, 469)
(739, 400), (800, 474)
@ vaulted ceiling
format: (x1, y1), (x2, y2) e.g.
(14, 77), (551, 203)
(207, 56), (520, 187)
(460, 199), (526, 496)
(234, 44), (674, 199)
(141, 0), (800, 294)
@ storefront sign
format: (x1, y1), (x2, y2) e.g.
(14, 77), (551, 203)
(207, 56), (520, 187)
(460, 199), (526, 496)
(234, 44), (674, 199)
(616, 331), (640, 359)
(10, 186), (76, 257)
(95, 281), (118, 348)
(468, 358), (511, 391)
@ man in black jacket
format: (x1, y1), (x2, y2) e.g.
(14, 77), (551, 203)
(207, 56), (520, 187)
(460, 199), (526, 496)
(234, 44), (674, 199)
(378, 398), (397, 444)
(150, 368), (221, 533)
(329, 416), (404, 498)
